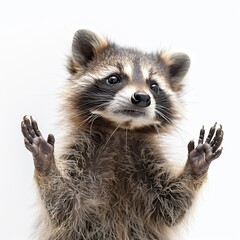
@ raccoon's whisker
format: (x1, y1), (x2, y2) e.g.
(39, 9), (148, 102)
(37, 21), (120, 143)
(79, 118), (90, 127)
(155, 108), (181, 133)
(69, 102), (108, 131)
(156, 105), (174, 117)
(89, 114), (100, 134)
(70, 110), (90, 119)
(70, 112), (97, 131)
(69, 113), (89, 128)
(155, 107), (189, 143)
(71, 111), (93, 126)
(78, 100), (109, 108)
(70, 103), (108, 121)
(101, 122), (122, 152)
(155, 109), (172, 124)
(125, 129), (128, 156)
(153, 124), (161, 137)
(156, 104), (171, 111)
(156, 104), (179, 121)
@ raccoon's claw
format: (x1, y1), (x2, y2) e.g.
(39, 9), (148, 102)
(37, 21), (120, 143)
(21, 116), (55, 175)
(186, 123), (224, 176)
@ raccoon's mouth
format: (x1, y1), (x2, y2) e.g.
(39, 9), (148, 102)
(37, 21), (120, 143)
(114, 109), (145, 117)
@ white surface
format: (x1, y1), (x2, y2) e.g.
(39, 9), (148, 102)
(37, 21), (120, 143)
(0, 1), (239, 239)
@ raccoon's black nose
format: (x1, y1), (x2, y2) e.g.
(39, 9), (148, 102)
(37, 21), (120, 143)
(131, 92), (151, 107)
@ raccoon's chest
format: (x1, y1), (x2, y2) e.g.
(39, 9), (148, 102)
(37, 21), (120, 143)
(85, 138), (156, 220)
(93, 138), (151, 185)
(67, 138), (167, 240)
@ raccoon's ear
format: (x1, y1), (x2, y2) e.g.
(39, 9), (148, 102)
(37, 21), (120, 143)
(160, 52), (190, 91)
(71, 29), (108, 68)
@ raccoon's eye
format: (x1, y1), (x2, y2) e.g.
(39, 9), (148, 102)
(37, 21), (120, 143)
(106, 75), (121, 85)
(150, 82), (160, 94)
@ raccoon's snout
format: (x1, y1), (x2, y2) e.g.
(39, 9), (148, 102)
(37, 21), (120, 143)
(131, 92), (151, 108)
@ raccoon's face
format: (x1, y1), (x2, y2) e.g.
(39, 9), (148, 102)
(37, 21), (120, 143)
(67, 30), (190, 131)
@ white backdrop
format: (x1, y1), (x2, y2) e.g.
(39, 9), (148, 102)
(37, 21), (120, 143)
(1, 1), (239, 239)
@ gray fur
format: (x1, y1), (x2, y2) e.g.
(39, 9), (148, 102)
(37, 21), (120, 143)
(32, 30), (207, 240)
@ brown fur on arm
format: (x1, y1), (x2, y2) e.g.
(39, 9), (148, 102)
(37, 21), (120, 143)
(141, 158), (204, 227)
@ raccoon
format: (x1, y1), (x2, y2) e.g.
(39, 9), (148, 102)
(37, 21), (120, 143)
(21, 29), (224, 240)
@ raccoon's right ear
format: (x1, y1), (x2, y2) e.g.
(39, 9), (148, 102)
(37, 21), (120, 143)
(160, 52), (190, 91)
(71, 29), (108, 70)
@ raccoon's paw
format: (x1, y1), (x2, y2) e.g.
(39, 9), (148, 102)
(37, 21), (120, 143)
(186, 123), (223, 176)
(21, 116), (55, 175)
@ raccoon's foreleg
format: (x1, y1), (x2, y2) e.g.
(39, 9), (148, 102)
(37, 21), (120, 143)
(151, 124), (223, 226)
(21, 116), (77, 227)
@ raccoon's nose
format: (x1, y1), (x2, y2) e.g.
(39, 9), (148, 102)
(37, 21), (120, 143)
(131, 92), (151, 107)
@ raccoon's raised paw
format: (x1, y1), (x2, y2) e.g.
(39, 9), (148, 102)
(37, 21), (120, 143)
(186, 123), (224, 176)
(21, 116), (55, 175)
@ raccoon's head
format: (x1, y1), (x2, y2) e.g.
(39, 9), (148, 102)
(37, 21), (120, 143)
(66, 29), (190, 132)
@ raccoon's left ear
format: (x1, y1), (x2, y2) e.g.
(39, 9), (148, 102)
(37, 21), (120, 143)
(71, 29), (109, 70)
(160, 52), (190, 91)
